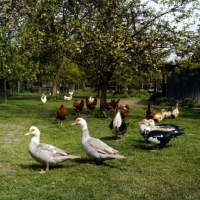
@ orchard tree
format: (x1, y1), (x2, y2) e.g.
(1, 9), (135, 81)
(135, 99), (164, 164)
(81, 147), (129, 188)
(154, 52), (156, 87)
(64, 0), (199, 112)
(21, 0), (72, 96)
(59, 62), (86, 92)
(0, 0), (29, 103)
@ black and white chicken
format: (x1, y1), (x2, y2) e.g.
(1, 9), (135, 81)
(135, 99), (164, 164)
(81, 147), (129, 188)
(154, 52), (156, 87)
(109, 104), (127, 140)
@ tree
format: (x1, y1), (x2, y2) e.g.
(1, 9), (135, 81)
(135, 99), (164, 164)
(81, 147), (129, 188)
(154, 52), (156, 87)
(0, 0), (28, 103)
(21, 0), (73, 96)
(63, 0), (199, 112)
(16, 0), (199, 110)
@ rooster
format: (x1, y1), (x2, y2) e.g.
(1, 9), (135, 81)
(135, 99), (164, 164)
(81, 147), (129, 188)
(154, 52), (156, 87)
(73, 99), (84, 115)
(85, 97), (97, 114)
(146, 102), (155, 119)
(56, 103), (67, 124)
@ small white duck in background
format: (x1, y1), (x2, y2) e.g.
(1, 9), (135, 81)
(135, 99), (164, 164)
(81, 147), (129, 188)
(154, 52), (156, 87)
(41, 93), (47, 104)
(69, 90), (74, 95)
(88, 96), (94, 102)
(72, 118), (126, 165)
(25, 126), (81, 173)
(64, 93), (72, 100)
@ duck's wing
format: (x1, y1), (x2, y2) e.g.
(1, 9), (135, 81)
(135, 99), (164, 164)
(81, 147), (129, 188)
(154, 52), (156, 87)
(38, 143), (70, 156)
(155, 124), (184, 133)
(87, 138), (118, 154)
(146, 129), (183, 140)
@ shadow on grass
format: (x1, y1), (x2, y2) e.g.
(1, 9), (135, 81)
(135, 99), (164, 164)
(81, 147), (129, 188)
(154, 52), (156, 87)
(18, 159), (85, 172)
(133, 139), (173, 151)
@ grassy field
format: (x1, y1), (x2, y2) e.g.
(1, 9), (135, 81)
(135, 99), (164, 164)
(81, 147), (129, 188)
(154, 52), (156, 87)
(0, 90), (200, 200)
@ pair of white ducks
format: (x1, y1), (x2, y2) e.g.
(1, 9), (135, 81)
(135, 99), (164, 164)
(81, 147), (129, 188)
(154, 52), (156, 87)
(139, 119), (184, 150)
(25, 118), (125, 173)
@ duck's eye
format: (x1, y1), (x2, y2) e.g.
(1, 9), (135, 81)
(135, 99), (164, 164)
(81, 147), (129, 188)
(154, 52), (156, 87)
(31, 129), (35, 132)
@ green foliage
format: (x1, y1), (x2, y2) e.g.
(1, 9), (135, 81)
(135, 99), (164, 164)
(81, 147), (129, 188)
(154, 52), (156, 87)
(157, 97), (179, 106)
(113, 90), (130, 98)
(0, 93), (200, 199)
(94, 110), (108, 118)
(180, 98), (198, 108)
(48, 94), (60, 101)
(157, 97), (198, 108)
(113, 90), (150, 100)
(130, 90), (151, 99)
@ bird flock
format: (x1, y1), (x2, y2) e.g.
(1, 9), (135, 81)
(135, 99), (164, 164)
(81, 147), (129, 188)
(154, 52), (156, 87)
(24, 93), (184, 173)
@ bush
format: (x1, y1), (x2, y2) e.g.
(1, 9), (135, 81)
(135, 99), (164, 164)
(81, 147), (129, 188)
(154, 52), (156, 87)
(157, 97), (198, 108)
(113, 90), (150, 99)
(180, 98), (198, 108)
(113, 90), (130, 98)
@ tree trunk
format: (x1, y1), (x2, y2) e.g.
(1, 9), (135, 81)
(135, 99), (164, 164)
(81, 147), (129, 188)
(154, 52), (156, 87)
(99, 82), (107, 112)
(18, 81), (20, 93)
(162, 74), (167, 96)
(3, 79), (7, 104)
(82, 81), (85, 89)
(51, 56), (66, 96)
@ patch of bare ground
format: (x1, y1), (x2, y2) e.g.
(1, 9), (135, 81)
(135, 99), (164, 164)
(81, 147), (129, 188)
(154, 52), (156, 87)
(120, 99), (157, 106)
(0, 124), (26, 175)
(0, 124), (25, 148)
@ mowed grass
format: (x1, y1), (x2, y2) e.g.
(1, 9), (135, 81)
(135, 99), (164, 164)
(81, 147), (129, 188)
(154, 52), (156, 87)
(0, 91), (200, 200)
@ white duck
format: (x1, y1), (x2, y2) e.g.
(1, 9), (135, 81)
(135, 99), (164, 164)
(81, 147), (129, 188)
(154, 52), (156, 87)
(41, 93), (47, 104)
(138, 119), (149, 137)
(64, 93), (72, 100)
(88, 96), (94, 102)
(109, 104), (127, 140)
(69, 90), (74, 95)
(71, 118), (125, 165)
(25, 126), (81, 173)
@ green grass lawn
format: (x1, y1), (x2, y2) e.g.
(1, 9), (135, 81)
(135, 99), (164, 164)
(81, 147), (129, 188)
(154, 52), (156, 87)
(0, 91), (200, 200)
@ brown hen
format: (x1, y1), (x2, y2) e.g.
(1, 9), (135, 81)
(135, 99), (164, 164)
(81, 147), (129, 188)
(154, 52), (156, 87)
(113, 97), (121, 110)
(56, 103), (67, 124)
(117, 104), (129, 119)
(121, 104), (129, 119)
(105, 98), (121, 113)
(85, 97), (97, 113)
(146, 102), (155, 119)
(105, 100), (116, 112)
(73, 99), (84, 115)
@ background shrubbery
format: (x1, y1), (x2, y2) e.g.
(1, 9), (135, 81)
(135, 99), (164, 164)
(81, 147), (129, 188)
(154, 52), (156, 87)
(113, 90), (151, 99)
(157, 97), (199, 108)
